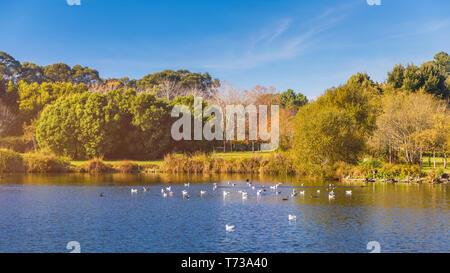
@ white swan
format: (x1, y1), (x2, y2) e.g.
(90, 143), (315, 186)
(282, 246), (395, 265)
(131, 189), (138, 194)
(317, 190), (321, 193)
(223, 191), (230, 197)
(225, 225), (235, 232)
(200, 190), (207, 195)
(166, 186), (171, 191)
(184, 183), (190, 187)
(142, 187), (148, 192)
(288, 215), (297, 221)
(328, 193), (335, 199)
(299, 191), (305, 195)
(290, 189), (298, 197)
(182, 190), (188, 196)
(346, 190), (352, 195)
(241, 191), (248, 199)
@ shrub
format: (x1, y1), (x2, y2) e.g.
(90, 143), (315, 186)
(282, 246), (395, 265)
(333, 161), (354, 179)
(113, 161), (139, 173)
(80, 157), (113, 174)
(0, 149), (25, 173)
(0, 136), (34, 153)
(262, 153), (296, 175)
(22, 153), (71, 173)
(359, 158), (383, 169)
(380, 163), (424, 179)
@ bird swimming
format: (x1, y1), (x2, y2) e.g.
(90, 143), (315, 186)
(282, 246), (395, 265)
(225, 225), (235, 231)
(346, 190), (352, 195)
(291, 189), (298, 197)
(288, 215), (297, 221)
(131, 189), (138, 194)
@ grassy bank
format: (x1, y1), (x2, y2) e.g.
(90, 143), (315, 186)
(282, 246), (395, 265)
(0, 149), (70, 173)
(1, 149), (448, 183)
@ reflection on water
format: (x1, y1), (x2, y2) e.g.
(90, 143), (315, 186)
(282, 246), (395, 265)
(0, 174), (448, 253)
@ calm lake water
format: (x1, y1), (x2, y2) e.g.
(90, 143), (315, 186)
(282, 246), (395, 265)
(0, 173), (448, 253)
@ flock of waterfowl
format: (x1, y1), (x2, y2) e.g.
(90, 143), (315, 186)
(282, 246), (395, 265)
(122, 180), (354, 232)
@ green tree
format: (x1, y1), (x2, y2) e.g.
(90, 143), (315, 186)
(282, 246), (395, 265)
(293, 74), (380, 174)
(279, 89), (308, 108)
(36, 91), (174, 160)
(17, 81), (88, 123)
(43, 63), (73, 82)
(0, 51), (21, 82)
(137, 69), (219, 99)
(387, 64), (405, 89)
(71, 65), (100, 85)
(20, 62), (45, 83)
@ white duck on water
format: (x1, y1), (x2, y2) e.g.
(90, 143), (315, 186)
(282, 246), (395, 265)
(225, 225), (235, 232)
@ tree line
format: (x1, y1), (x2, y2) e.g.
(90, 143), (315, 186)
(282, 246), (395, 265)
(1, 50), (449, 169)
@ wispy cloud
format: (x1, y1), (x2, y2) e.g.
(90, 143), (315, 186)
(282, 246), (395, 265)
(423, 19), (450, 32)
(202, 5), (349, 70)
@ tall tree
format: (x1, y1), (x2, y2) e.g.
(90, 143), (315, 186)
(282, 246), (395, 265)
(43, 63), (73, 82)
(0, 51), (21, 82)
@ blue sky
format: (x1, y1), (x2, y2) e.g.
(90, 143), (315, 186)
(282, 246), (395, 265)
(1, 0), (449, 98)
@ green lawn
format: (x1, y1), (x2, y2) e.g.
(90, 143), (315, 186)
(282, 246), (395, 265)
(71, 160), (163, 167)
(210, 151), (271, 159)
(421, 156), (448, 173)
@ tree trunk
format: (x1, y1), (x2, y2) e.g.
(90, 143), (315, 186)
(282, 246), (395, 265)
(404, 143), (410, 164)
(444, 152), (447, 169)
(388, 144), (392, 164)
(428, 152), (431, 167)
(419, 148), (423, 168)
(433, 151), (436, 169)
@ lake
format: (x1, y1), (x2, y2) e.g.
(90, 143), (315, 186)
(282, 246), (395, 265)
(0, 173), (448, 253)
